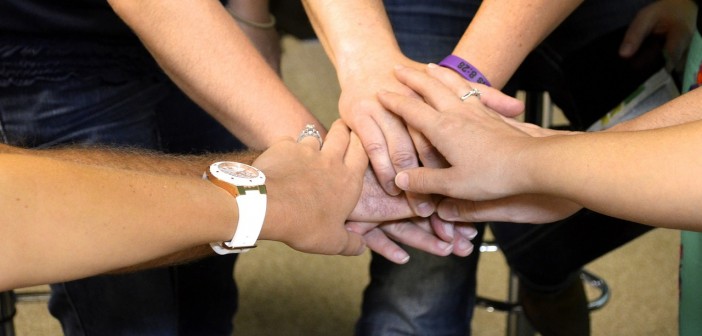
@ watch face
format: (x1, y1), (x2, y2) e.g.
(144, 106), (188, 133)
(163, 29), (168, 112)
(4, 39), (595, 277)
(218, 162), (260, 179)
(210, 161), (266, 186)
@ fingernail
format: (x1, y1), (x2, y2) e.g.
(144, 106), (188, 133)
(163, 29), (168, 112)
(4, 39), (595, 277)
(386, 181), (401, 196)
(440, 202), (459, 221)
(427, 63), (438, 68)
(395, 252), (410, 264)
(417, 202), (434, 218)
(443, 222), (454, 239)
(457, 238), (473, 253)
(456, 225), (478, 240)
(438, 241), (453, 254)
(395, 172), (408, 190)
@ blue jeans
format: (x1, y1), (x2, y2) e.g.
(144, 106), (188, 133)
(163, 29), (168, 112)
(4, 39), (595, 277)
(358, 0), (658, 334)
(0, 73), (244, 335)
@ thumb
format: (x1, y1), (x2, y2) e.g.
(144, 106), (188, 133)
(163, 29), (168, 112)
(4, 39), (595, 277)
(395, 167), (453, 196)
(478, 85), (525, 118)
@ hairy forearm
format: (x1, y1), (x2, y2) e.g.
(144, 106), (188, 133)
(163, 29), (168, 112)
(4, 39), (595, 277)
(108, 0), (324, 149)
(453, 0), (583, 88)
(0, 143), (259, 176)
(301, 0), (404, 82)
(0, 154), (236, 291)
(518, 120), (702, 230)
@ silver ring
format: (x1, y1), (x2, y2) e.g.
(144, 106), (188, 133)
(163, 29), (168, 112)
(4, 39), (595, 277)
(460, 88), (482, 101)
(297, 124), (323, 148)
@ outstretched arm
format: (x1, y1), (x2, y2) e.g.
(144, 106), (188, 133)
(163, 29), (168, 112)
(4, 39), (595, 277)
(0, 121), (368, 291)
(381, 65), (702, 230)
(0, 153), (237, 291)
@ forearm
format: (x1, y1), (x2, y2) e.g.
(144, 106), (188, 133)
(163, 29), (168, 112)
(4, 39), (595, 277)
(301, 0), (405, 83)
(0, 143), (259, 176)
(0, 154), (236, 291)
(518, 121), (702, 230)
(108, 0), (324, 149)
(610, 88), (702, 131)
(453, 0), (583, 88)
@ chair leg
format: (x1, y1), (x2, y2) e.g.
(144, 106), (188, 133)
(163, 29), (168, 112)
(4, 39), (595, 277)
(0, 291), (16, 336)
(505, 271), (537, 336)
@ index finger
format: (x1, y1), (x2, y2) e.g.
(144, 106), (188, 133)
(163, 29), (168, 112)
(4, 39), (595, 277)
(344, 131), (370, 174)
(320, 119), (351, 155)
(377, 90), (441, 142)
(393, 65), (464, 111)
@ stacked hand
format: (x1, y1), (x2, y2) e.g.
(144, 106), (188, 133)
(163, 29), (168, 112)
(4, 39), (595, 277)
(254, 120), (477, 262)
(378, 65), (584, 225)
(333, 53), (526, 263)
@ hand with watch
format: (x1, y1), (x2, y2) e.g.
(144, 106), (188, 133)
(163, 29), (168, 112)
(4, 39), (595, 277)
(205, 120), (368, 256)
(204, 120), (477, 259)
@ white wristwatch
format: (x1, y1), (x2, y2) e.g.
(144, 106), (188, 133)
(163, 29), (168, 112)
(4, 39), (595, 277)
(204, 161), (267, 254)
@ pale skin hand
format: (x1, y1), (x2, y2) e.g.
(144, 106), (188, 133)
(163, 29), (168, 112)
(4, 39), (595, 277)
(380, 65), (534, 201)
(301, 0), (523, 218)
(339, 54), (440, 217)
(383, 65), (702, 230)
(619, 0), (697, 72)
(376, 64), (582, 223)
(346, 216), (478, 264)
(346, 165), (478, 264)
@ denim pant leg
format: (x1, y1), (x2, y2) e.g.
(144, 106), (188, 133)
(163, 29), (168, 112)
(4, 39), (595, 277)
(358, 226), (484, 336)
(0, 76), (240, 336)
(356, 2), (483, 335)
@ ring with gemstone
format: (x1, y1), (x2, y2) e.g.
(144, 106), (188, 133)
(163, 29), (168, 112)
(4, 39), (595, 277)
(297, 124), (323, 148)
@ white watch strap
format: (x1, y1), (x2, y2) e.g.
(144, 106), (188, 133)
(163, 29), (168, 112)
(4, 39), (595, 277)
(211, 190), (267, 254)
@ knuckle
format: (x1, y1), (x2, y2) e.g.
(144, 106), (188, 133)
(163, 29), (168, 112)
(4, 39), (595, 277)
(364, 141), (387, 156)
(390, 150), (418, 170)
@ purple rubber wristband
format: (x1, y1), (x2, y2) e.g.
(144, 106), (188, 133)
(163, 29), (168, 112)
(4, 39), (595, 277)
(438, 55), (491, 87)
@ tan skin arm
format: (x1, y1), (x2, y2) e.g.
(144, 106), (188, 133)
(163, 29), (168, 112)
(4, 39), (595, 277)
(0, 154), (237, 291)
(107, 0), (325, 149)
(0, 121), (373, 291)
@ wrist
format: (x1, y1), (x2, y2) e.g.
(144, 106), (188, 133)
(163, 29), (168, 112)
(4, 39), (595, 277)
(205, 161), (267, 254)
(438, 55), (491, 86)
(336, 49), (407, 85)
(508, 138), (543, 195)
